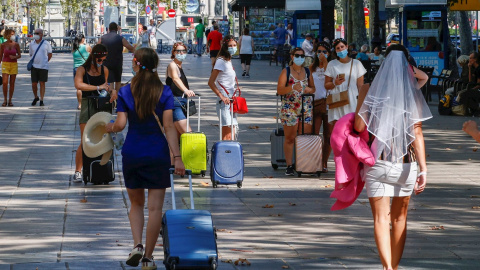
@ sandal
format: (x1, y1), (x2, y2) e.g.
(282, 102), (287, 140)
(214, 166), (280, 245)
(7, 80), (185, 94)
(1, 102), (6, 107)
(322, 168), (328, 173)
(8, 102), (13, 107)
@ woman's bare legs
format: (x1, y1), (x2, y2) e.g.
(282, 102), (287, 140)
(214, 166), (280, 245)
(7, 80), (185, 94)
(127, 188), (145, 246)
(369, 196), (394, 270)
(144, 189), (166, 258)
(283, 124), (298, 166)
(221, 125), (235, 140)
(390, 196), (411, 270)
(75, 124), (86, 172)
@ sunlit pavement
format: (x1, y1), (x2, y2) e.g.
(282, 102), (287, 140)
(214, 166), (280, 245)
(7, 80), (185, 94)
(0, 52), (479, 269)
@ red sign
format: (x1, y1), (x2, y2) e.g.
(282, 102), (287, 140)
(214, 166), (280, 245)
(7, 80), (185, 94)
(188, 17), (194, 23)
(364, 8), (369, 16)
(168, 9), (176, 18)
(157, 1), (166, 15)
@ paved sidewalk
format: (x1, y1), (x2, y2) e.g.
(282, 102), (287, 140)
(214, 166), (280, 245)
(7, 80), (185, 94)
(0, 53), (479, 269)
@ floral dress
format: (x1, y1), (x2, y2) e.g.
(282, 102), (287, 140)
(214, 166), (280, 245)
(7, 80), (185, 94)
(280, 71), (313, 126)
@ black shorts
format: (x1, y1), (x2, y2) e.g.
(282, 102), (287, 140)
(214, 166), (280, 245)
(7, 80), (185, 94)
(240, 54), (252, 65)
(210, 50), (219, 58)
(106, 65), (122, 83)
(31, 67), (49, 83)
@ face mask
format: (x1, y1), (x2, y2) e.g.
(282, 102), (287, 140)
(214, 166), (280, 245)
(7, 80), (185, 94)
(132, 64), (137, 76)
(175, 54), (186, 62)
(228, 47), (237, 55)
(10, 35), (15, 41)
(33, 35), (40, 41)
(96, 63), (102, 68)
(293, 56), (305, 66)
(337, 49), (348, 59)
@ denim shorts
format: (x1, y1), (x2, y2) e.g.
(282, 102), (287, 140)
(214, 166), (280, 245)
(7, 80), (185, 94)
(172, 96), (187, 122)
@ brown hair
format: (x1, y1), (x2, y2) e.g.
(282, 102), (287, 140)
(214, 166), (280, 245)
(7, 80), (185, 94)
(4, 29), (14, 38)
(82, 44), (108, 73)
(243, 28), (249, 35)
(215, 35), (236, 64)
(170, 42), (186, 59)
(131, 48), (164, 120)
(310, 43), (330, 72)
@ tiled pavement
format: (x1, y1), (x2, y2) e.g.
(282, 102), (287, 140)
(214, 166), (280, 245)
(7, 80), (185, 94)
(0, 53), (479, 269)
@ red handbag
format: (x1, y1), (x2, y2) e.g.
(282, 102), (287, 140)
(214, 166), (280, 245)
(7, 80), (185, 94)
(218, 78), (248, 114)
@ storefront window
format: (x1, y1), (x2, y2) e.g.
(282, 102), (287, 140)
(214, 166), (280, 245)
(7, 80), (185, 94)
(406, 10), (443, 52)
(296, 13), (320, 39)
(248, 8), (293, 52)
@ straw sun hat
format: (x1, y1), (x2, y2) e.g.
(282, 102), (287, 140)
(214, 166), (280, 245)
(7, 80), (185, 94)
(82, 112), (115, 165)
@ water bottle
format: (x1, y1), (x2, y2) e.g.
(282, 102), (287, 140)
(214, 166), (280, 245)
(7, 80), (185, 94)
(98, 89), (108, 97)
(110, 120), (125, 150)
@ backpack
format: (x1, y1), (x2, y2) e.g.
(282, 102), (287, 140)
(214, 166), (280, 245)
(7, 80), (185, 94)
(285, 66), (311, 87)
(438, 94), (452, 115)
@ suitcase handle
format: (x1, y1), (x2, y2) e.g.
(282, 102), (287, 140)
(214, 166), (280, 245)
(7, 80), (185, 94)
(169, 168), (194, 210)
(186, 95), (202, 133)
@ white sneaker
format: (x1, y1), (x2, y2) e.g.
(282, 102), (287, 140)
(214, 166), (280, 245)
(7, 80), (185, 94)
(142, 256), (157, 270)
(73, 171), (82, 183)
(126, 244), (144, 267)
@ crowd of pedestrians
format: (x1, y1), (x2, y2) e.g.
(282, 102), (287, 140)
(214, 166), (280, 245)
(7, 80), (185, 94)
(2, 18), (478, 270)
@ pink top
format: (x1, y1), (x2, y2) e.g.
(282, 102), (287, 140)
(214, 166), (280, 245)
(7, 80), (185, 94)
(2, 47), (17, 63)
(330, 113), (375, 211)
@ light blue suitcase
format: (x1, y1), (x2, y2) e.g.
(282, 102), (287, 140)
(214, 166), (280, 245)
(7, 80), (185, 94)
(162, 169), (218, 270)
(210, 101), (244, 188)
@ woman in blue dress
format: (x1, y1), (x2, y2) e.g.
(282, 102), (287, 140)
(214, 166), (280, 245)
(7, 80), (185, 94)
(106, 47), (185, 270)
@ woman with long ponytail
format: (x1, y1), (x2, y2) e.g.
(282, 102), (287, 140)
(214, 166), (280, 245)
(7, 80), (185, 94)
(106, 47), (185, 270)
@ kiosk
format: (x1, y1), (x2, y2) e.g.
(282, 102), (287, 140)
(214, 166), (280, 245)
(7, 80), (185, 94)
(286, 0), (322, 47)
(397, 3), (449, 78)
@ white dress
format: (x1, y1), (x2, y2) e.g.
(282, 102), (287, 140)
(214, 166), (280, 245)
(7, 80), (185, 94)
(325, 59), (366, 123)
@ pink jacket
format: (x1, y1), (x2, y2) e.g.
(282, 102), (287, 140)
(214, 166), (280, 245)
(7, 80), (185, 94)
(330, 113), (375, 211)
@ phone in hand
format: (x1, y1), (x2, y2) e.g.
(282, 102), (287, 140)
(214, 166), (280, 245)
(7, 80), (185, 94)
(338, 73), (345, 80)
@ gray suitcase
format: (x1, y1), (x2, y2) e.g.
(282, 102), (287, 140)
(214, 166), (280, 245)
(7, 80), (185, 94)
(270, 94), (288, 169)
(295, 94), (322, 177)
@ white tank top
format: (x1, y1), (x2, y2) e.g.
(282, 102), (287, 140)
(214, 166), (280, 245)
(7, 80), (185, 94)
(240, 35), (253, 54)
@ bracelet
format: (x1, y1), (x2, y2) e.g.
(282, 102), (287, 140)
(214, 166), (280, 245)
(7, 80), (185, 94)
(417, 171), (427, 177)
(97, 85), (100, 91)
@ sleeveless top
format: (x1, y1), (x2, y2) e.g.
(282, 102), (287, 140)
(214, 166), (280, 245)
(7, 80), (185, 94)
(101, 32), (124, 67)
(2, 46), (17, 63)
(73, 44), (89, 68)
(82, 66), (106, 98)
(166, 64), (189, 97)
(239, 35), (253, 54)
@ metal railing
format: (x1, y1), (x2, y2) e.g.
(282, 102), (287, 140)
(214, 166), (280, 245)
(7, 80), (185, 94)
(20, 36), (100, 53)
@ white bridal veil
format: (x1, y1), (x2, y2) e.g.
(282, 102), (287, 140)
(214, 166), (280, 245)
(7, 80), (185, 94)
(358, 50), (432, 163)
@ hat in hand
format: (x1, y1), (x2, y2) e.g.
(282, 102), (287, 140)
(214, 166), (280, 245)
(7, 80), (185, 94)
(82, 112), (115, 165)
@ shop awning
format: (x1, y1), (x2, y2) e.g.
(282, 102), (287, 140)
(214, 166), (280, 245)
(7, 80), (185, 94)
(231, 0), (285, 11)
(285, 0), (321, 11)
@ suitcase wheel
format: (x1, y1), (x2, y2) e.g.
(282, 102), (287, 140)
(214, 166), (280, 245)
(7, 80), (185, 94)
(212, 181), (218, 188)
(297, 172), (302, 177)
(201, 171), (206, 177)
(237, 182), (242, 188)
(316, 172), (321, 177)
(272, 164), (278, 170)
(166, 258), (178, 270)
(210, 258), (218, 270)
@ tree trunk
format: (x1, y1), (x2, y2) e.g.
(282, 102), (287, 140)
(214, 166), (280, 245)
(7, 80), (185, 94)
(459, 11), (473, 55)
(351, 0), (368, 48)
(322, 0), (336, 41)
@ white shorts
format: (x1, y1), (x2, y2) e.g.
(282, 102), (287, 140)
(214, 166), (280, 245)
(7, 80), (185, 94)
(364, 160), (417, 197)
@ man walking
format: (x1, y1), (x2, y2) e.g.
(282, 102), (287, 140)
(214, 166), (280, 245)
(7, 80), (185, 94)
(147, 19), (157, 50)
(206, 25), (222, 67)
(272, 23), (286, 63)
(29, 28), (52, 106)
(302, 33), (314, 66)
(99, 22), (136, 92)
(194, 19), (205, 56)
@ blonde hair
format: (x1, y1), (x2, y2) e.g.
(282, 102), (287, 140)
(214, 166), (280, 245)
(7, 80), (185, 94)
(457, 55), (469, 66)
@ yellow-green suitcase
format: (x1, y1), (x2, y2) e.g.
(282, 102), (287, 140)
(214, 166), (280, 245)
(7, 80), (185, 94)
(180, 96), (208, 177)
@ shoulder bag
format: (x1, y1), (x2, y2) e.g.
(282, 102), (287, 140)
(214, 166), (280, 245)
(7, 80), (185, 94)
(326, 59), (354, 109)
(218, 77), (248, 114)
(27, 40), (45, 71)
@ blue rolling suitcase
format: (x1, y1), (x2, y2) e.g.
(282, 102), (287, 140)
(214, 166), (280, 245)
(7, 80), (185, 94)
(210, 101), (244, 188)
(162, 169), (218, 270)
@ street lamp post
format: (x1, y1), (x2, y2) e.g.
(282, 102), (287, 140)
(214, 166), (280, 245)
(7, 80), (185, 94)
(25, 0), (31, 35)
(199, 0), (205, 22)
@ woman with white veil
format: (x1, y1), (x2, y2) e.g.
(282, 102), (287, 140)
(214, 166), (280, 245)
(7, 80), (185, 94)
(353, 44), (432, 270)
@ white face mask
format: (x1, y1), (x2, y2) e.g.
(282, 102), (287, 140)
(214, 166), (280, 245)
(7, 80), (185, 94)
(33, 35), (40, 41)
(10, 35), (15, 41)
(175, 54), (187, 62)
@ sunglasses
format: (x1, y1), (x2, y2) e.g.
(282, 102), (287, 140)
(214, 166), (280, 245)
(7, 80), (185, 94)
(96, 58), (106, 63)
(333, 38), (347, 44)
(317, 50), (328, 54)
(175, 49), (187, 53)
(294, 54), (305, 58)
(34, 32), (41, 35)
